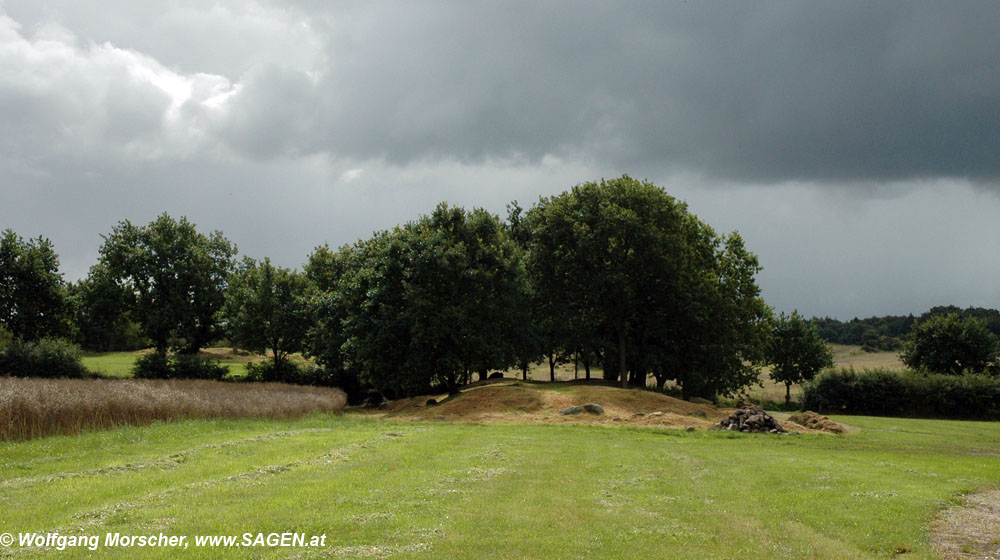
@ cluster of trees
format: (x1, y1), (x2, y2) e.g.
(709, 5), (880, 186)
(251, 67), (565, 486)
(2, 176), (840, 403)
(811, 306), (1000, 352)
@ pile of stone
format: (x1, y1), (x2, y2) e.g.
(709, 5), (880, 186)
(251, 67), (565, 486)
(559, 403), (605, 415)
(718, 406), (786, 433)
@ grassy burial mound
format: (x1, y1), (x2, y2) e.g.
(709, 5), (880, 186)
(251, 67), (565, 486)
(0, 378), (346, 441)
(368, 381), (845, 433)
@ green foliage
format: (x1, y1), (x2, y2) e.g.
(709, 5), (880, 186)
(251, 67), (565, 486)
(69, 264), (147, 351)
(766, 310), (834, 406)
(0, 229), (70, 341)
(243, 360), (340, 387)
(524, 175), (770, 398)
(0, 338), (88, 378)
(132, 353), (226, 380)
(223, 257), (313, 369)
(810, 306), (1000, 351)
(0, 324), (12, 349)
(98, 213), (237, 355)
(900, 313), (999, 374)
(324, 203), (526, 396)
(804, 367), (1000, 419)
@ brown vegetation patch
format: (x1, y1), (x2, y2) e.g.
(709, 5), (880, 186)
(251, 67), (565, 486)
(785, 411), (847, 434)
(931, 488), (1000, 560)
(370, 382), (726, 429)
(0, 377), (346, 441)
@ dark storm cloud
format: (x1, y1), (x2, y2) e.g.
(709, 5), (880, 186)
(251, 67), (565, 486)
(2, 1), (1000, 319)
(218, 1), (1000, 183)
(5, 1), (998, 182)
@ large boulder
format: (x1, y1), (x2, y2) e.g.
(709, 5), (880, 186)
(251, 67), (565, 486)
(583, 403), (605, 415)
(559, 405), (584, 415)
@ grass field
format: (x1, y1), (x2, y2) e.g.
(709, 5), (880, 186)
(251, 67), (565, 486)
(81, 349), (274, 379)
(2, 413), (999, 558)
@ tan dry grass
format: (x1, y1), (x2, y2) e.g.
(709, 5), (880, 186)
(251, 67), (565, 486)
(372, 382), (724, 430)
(0, 377), (346, 441)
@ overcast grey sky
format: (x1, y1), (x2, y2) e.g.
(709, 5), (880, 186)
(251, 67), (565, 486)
(2, 1), (999, 319)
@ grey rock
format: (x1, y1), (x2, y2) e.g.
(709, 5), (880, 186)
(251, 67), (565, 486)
(559, 406), (584, 415)
(583, 403), (605, 415)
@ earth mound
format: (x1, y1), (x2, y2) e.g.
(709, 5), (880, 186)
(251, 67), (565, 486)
(367, 381), (721, 429)
(786, 411), (846, 434)
(360, 382), (848, 433)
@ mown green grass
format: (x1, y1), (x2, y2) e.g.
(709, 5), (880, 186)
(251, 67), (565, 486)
(2, 415), (999, 559)
(81, 352), (252, 379)
(80, 352), (142, 378)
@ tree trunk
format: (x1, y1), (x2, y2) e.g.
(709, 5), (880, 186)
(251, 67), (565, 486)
(618, 327), (628, 389)
(785, 381), (792, 408)
(479, 367), (488, 382)
(548, 353), (556, 382)
(520, 361), (528, 381)
(574, 351), (578, 380)
(584, 357), (591, 380)
(655, 374), (666, 392)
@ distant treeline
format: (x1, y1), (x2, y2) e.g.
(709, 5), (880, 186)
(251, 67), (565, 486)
(810, 306), (1000, 351)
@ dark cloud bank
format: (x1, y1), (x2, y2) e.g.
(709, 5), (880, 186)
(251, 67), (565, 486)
(1, 1), (999, 318)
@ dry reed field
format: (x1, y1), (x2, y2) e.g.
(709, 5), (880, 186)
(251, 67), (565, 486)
(0, 378), (346, 441)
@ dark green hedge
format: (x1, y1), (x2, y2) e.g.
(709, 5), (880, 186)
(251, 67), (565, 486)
(803, 367), (1000, 419)
(0, 338), (89, 378)
(132, 353), (226, 380)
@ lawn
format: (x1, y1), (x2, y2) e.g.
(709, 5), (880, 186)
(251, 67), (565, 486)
(2, 414), (999, 558)
(81, 349), (272, 379)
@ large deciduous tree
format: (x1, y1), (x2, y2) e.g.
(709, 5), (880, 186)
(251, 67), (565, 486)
(766, 310), (834, 407)
(524, 175), (771, 397)
(224, 257), (313, 370)
(329, 203), (526, 396)
(69, 263), (144, 352)
(0, 229), (69, 341)
(901, 313), (999, 374)
(98, 213), (236, 355)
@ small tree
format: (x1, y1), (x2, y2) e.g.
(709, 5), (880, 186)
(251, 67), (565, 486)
(767, 310), (834, 407)
(901, 313), (999, 374)
(0, 229), (70, 341)
(223, 257), (313, 371)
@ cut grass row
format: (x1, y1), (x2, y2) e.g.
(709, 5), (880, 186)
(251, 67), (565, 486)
(2, 414), (999, 558)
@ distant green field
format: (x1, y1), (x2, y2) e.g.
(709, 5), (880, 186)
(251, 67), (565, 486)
(81, 350), (262, 379)
(2, 414), (999, 558)
(80, 352), (147, 378)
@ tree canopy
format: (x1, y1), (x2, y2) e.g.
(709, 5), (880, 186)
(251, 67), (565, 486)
(523, 175), (771, 397)
(766, 310), (834, 406)
(0, 229), (69, 342)
(901, 313), (999, 374)
(224, 257), (313, 369)
(98, 213), (237, 354)
(325, 203), (526, 396)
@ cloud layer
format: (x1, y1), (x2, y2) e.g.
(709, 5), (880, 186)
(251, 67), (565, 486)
(2, 1), (999, 318)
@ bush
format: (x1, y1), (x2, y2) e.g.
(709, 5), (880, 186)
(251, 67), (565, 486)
(0, 338), (89, 378)
(244, 360), (340, 386)
(169, 355), (227, 380)
(132, 352), (172, 379)
(804, 367), (1000, 419)
(132, 353), (226, 380)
